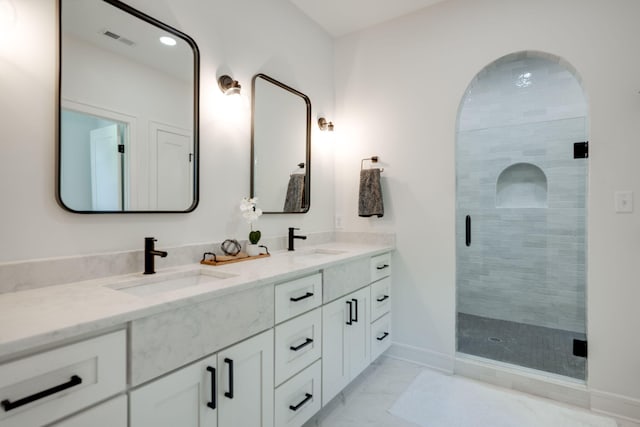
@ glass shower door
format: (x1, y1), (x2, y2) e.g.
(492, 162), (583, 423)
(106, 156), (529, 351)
(456, 118), (588, 380)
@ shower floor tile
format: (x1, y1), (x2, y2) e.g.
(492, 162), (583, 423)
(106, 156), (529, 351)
(457, 312), (586, 379)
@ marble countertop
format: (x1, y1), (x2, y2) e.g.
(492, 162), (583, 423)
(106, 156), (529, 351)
(0, 241), (392, 361)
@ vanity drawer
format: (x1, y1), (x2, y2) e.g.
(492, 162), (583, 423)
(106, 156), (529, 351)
(274, 360), (321, 427)
(0, 330), (126, 427)
(370, 276), (391, 321)
(371, 313), (391, 361)
(275, 308), (322, 386)
(370, 253), (391, 282)
(275, 273), (322, 324)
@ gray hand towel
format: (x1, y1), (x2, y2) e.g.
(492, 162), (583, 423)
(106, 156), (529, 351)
(283, 174), (305, 212)
(358, 168), (384, 217)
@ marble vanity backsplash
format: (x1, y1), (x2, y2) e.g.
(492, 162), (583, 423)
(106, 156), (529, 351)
(0, 231), (394, 294)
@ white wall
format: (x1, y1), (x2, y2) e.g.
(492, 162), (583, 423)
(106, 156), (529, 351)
(334, 0), (640, 410)
(0, 0), (335, 261)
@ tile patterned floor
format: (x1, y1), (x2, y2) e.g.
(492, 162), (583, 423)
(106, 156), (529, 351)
(457, 312), (587, 379)
(303, 357), (639, 427)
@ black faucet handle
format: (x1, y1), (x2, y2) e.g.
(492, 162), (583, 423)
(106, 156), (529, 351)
(289, 227), (300, 231)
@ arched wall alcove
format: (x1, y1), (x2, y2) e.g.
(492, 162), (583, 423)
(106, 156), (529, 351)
(496, 163), (547, 208)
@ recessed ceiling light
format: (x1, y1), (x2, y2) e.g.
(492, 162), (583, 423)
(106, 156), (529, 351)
(159, 36), (176, 46)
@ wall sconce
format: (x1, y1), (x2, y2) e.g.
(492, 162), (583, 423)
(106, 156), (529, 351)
(318, 117), (334, 131)
(218, 75), (241, 95)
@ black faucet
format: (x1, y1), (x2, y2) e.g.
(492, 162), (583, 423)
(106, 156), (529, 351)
(144, 237), (168, 274)
(288, 227), (307, 251)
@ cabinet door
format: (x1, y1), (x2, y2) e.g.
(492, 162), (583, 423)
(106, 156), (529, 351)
(218, 330), (274, 427)
(52, 395), (127, 427)
(321, 297), (349, 406)
(130, 354), (217, 427)
(347, 286), (371, 380)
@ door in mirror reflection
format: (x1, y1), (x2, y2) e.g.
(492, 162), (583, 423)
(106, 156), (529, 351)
(58, 0), (199, 212)
(251, 74), (311, 213)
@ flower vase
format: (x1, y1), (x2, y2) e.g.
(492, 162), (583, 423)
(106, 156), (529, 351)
(246, 244), (261, 257)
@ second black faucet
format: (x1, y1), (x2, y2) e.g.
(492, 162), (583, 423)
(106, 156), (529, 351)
(288, 227), (307, 251)
(144, 237), (168, 274)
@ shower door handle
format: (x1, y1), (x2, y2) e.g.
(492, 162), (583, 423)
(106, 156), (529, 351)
(465, 215), (471, 247)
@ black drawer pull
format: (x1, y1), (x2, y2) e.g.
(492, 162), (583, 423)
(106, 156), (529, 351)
(465, 215), (471, 247)
(1, 375), (82, 412)
(376, 295), (389, 302)
(290, 338), (314, 352)
(377, 332), (390, 341)
(289, 393), (313, 411)
(376, 264), (389, 270)
(352, 298), (358, 323)
(224, 358), (234, 399)
(206, 366), (216, 410)
(290, 292), (314, 302)
(346, 300), (353, 325)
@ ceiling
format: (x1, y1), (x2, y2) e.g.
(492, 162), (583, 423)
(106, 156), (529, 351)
(287, 0), (447, 38)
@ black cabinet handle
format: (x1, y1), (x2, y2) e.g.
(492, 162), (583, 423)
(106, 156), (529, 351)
(289, 393), (313, 411)
(224, 358), (234, 399)
(376, 264), (389, 270)
(290, 292), (314, 302)
(290, 338), (314, 352)
(346, 300), (353, 325)
(1, 375), (82, 412)
(376, 295), (389, 302)
(465, 215), (471, 247)
(206, 366), (216, 410)
(376, 332), (390, 341)
(352, 298), (358, 323)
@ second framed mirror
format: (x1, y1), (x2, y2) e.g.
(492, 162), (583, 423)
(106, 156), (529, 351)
(251, 74), (311, 214)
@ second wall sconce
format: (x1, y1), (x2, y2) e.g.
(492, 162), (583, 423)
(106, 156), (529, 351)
(218, 75), (241, 95)
(318, 117), (334, 131)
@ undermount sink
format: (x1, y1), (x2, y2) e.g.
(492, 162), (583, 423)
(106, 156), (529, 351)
(294, 248), (348, 257)
(107, 268), (237, 297)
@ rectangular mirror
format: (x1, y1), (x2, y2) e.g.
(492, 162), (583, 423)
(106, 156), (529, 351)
(58, 0), (199, 213)
(251, 74), (311, 213)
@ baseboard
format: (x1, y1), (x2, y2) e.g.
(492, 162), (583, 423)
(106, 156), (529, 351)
(591, 389), (640, 424)
(385, 342), (454, 374)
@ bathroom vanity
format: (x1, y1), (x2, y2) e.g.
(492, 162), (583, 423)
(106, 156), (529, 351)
(0, 242), (393, 427)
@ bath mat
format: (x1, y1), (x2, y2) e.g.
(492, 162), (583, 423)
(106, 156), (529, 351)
(388, 370), (616, 427)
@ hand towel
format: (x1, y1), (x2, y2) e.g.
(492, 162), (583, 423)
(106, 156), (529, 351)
(358, 168), (384, 217)
(283, 174), (305, 212)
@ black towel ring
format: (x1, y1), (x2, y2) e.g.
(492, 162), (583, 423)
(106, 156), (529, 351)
(361, 156), (384, 172)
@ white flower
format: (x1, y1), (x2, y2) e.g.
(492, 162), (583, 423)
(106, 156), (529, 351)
(240, 197), (262, 224)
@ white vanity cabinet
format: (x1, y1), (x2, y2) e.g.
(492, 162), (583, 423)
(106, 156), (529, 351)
(217, 330), (274, 427)
(130, 354), (218, 427)
(322, 285), (370, 406)
(130, 329), (273, 427)
(322, 252), (392, 407)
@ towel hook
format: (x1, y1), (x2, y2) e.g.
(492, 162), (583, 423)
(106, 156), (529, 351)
(361, 156), (384, 172)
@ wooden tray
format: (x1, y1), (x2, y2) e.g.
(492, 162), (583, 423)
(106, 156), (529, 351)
(200, 252), (270, 266)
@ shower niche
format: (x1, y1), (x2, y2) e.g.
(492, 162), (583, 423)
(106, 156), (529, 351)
(496, 163), (547, 208)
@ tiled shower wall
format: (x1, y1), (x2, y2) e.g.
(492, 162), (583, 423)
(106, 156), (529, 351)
(456, 53), (588, 333)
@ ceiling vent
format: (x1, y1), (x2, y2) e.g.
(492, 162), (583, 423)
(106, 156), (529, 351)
(101, 29), (136, 47)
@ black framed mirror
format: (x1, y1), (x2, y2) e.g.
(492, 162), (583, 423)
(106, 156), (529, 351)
(251, 74), (311, 214)
(58, 0), (199, 213)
